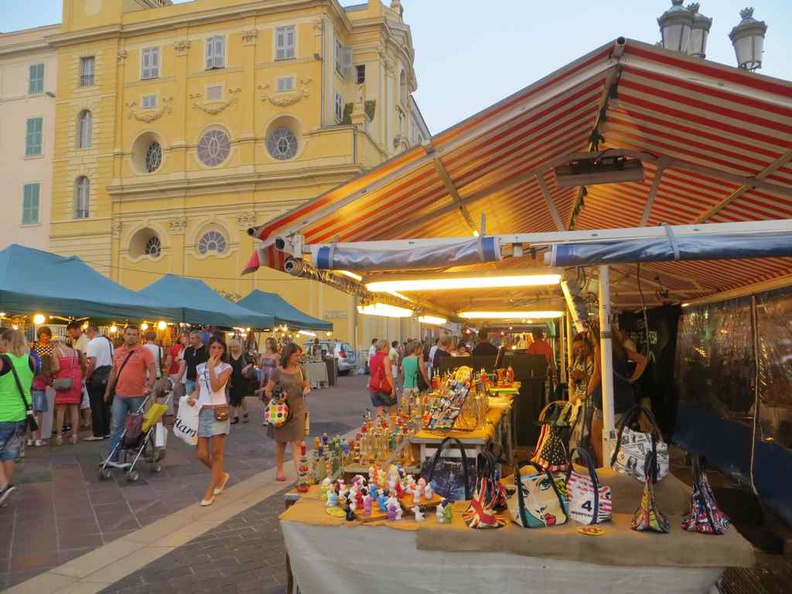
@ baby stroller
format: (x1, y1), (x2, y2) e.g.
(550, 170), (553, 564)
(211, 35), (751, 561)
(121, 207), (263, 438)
(99, 392), (172, 482)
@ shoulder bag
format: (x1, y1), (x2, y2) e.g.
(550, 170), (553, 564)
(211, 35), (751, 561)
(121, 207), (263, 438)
(681, 456), (730, 535)
(531, 400), (571, 472)
(264, 382), (291, 428)
(421, 436), (476, 501)
(52, 348), (75, 392)
(415, 360), (429, 392)
(202, 363), (230, 422)
(107, 349), (136, 407)
(508, 460), (569, 528)
(4, 354), (39, 432)
(565, 447), (612, 525)
(610, 405), (669, 483)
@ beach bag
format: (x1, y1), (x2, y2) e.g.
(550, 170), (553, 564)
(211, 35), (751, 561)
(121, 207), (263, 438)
(508, 461), (569, 528)
(463, 476), (505, 529)
(532, 401), (571, 472)
(565, 447), (612, 525)
(421, 437), (476, 502)
(631, 457), (670, 533)
(681, 456), (730, 535)
(173, 396), (200, 446)
(264, 386), (290, 428)
(611, 405), (669, 483)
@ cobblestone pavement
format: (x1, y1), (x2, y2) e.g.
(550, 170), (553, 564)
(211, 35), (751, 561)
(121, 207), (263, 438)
(1, 374), (371, 590)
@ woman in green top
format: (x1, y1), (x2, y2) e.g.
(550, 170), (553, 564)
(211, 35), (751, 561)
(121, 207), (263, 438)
(0, 329), (36, 506)
(400, 341), (430, 414)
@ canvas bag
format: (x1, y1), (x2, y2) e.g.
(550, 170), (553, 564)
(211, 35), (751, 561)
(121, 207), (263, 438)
(462, 476), (506, 529)
(173, 396), (200, 446)
(264, 385), (291, 428)
(631, 456), (670, 533)
(508, 460), (569, 528)
(565, 447), (612, 525)
(532, 401), (572, 472)
(681, 456), (730, 535)
(421, 436), (475, 502)
(610, 405), (669, 483)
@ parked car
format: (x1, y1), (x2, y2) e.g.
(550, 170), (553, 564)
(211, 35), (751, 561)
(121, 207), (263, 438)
(302, 340), (357, 374)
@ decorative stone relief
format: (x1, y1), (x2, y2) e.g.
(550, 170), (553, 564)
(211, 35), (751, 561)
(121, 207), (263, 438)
(259, 78), (311, 107)
(168, 217), (187, 234)
(111, 221), (122, 238)
(378, 51), (396, 74)
(125, 97), (173, 122)
(236, 212), (257, 228)
(242, 29), (259, 45)
(173, 40), (192, 57)
(189, 88), (241, 115)
(117, 50), (128, 64)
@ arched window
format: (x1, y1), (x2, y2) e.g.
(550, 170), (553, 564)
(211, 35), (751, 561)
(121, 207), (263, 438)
(75, 177), (90, 219)
(197, 129), (231, 167)
(266, 128), (298, 160)
(144, 235), (161, 257)
(198, 230), (227, 255)
(399, 70), (407, 105)
(145, 141), (162, 173)
(77, 110), (92, 149)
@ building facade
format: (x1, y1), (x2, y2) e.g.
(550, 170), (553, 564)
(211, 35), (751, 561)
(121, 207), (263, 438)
(0, 25), (60, 252)
(46, 0), (428, 344)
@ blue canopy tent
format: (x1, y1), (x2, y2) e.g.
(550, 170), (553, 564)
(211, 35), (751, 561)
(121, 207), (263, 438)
(238, 290), (332, 331)
(139, 275), (274, 329)
(0, 244), (180, 321)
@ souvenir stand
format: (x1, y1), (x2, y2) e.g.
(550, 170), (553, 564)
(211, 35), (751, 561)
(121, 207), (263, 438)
(243, 39), (792, 594)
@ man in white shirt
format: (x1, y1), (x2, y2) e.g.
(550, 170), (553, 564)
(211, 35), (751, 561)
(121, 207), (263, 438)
(85, 326), (114, 441)
(367, 338), (378, 375)
(143, 331), (164, 380)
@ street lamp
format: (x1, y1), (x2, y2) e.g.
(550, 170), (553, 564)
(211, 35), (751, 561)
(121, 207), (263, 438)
(729, 7), (767, 71)
(687, 3), (712, 58)
(658, 0), (694, 54)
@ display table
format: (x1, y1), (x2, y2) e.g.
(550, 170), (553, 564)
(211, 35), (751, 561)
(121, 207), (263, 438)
(280, 473), (754, 594)
(305, 361), (329, 388)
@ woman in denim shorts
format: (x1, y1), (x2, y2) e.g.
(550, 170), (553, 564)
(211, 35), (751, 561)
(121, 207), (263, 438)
(0, 329), (37, 506)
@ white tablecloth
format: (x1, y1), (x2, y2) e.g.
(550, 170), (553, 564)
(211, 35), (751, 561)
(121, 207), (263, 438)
(305, 361), (329, 387)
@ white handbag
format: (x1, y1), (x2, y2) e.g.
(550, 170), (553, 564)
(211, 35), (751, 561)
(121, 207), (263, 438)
(610, 406), (669, 483)
(565, 448), (612, 525)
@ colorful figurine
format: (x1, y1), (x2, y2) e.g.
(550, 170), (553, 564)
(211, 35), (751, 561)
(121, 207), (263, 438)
(416, 478), (428, 498)
(378, 493), (389, 512)
(395, 505), (403, 521)
(363, 494), (373, 517)
(320, 477), (331, 502)
(437, 499), (453, 524)
(424, 483), (434, 499)
(327, 492), (338, 508)
(344, 501), (356, 522)
(413, 489), (421, 506)
(387, 502), (398, 521)
(412, 506), (425, 522)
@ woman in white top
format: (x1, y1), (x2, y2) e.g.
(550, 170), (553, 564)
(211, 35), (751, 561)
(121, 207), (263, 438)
(187, 337), (232, 507)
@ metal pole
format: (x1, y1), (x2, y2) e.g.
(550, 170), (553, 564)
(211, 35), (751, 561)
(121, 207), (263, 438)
(598, 265), (615, 467)
(565, 311), (574, 377)
(559, 316), (567, 389)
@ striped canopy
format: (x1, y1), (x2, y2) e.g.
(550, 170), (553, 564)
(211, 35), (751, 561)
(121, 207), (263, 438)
(246, 38), (792, 311)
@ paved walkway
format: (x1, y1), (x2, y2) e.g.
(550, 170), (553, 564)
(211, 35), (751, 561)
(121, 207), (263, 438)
(1, 374), (371, 591)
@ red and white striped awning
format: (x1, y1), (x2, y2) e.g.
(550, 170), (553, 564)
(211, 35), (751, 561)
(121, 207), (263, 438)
(246, 38), (792, 310)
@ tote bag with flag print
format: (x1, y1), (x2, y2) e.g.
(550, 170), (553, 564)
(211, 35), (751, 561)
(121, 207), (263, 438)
(681, 456), (730, 535)
(565, 448), (612, 525)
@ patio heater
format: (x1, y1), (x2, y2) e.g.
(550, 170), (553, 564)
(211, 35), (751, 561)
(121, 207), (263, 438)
(729, 7), (767, 71)
(686, 3), (712, 58)
(657, 0), (694, 54)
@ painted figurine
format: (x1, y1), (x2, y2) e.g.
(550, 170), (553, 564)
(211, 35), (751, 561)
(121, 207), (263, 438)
(437, 499), (452, 524)
(327, 491), (338, 508)
(424, 483), (434, 499)
(345, 501), (356, 522)
(387, 502), (398, 521)
(320, 477), (332, 502)
(413, 489), (421, 506)
(412, 506), (425, 522)
(378, 493), (389, 512)
(363, 494), (373, 517)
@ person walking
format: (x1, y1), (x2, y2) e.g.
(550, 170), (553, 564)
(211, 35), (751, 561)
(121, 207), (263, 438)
(389, 340), (400, 388)
(67, 321), (91, 431)
(368, 339), (397, 421)
(367, 338), (378, 375)
(84, 325), (114, 441)
(180, 331), (207, 397)
(103, 326), (156, 465)
(29, 326), (56, 447)
(228, 339), (252, 425)
(186, 337), (233, 507)
(263, 343), (310, 482)
(472, 328), (498, 356)
(165, 333), (187, 420)
(400, 341), (430, 419)
(51, 337), (85, 446)
(0, 329), (37, 506)
(143, 331), (165, 382)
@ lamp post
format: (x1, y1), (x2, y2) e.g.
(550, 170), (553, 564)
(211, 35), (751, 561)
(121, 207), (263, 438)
(686, 3), (712, 58)
(729, 7), (768, 71)
(657, 0), (694, 54)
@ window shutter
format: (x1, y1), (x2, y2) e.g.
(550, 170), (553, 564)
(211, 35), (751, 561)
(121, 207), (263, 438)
(151, 48), (159, 77)
(205, 38), (214, 70)
(286, 28), (295, 58)
(142, 49), (151, 78)
(343, 46), (353, 78)
(276, 29), (284, 60)
(214, 36), (225, 68)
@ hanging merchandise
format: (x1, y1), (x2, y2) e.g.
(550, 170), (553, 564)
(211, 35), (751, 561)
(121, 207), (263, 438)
(681, 456), (730, 535)
(421, 437), (475, 502)
(610, 405), (669, 483)
(508, 461), (569, 528)
(565, 448), (612, 525)
(631, 457), (670, 534)
(532, 401), (573, 472)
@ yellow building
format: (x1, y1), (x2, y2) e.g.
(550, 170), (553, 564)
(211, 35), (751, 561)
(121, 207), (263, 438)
(47, 0), (428, 346)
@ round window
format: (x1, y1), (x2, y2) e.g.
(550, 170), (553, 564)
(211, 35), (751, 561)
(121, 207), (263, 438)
(198, 230), (227, 255)
(144, 235), (161, 257)
(267, 128), (298, 161)
(145, 142), (162, 173)
(197, 129), (231, 167)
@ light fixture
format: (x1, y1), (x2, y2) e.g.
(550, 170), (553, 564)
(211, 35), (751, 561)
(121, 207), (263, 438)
(657, 0), (694, 53)
(141, 322), (150, 331)
(33, 314), (46, 325)
(298, 330), (317, 337)
(681, 302), (690, 308)
(336, 270), (363, 282)
(730, 7), (767, 71)
(81, 322), (89, 330)
(110, 325), (119, 334)
(459, 311), (564, 320)
(555, 156), (644, 188)
(12, 324), (19, 330)
(367, 273), (561, 293)
(357, 303), (414, 318)
(157, 321), (168, 331)
(686, 3), (712, 58)
(418, 315), (447, 326)
(326, 331), (333, 337)
(472, 230), (480, 237)
(0, 312), (6, 317)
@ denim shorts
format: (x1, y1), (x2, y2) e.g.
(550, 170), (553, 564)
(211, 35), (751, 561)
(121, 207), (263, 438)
(370, 391), (397, 408)
(0, 421), (27, 462)
(31, 390), (48, 413)
(197, 407), (230, 438)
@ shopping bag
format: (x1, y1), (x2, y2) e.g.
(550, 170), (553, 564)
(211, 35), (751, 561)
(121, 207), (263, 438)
(532, 401), (571, 472)
(478, 446), (508, 512)
(154, 422), (168, 449)
(142, 402), (168, 432)
(631, 457), (670, 533)
(421, 437), (476, 502)
(611, 405), (669, 483)
(80, 382), (91, 410)
(508, 460), (569, 528)
(173, 396), (199, 446)
(463, 476), (505, 529)
(681, 456), (729, 535)
(565, 447), (612, 525)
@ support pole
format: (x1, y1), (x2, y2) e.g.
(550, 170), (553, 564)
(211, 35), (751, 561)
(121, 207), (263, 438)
(559, 315), (567, 390)
(598, 265), (615, 467)
(565, 312), (574, 375)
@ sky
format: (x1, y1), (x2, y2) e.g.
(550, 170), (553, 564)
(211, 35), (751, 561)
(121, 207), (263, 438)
(2, 0), (790, 133)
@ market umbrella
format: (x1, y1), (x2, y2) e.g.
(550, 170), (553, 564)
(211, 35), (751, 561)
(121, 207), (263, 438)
(0, 243), (180, 321)
(139, 275), (275, 329)
(237, 290), (333, 331)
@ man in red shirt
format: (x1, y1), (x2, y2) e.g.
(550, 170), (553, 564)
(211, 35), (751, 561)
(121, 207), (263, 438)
(103, 326), (156, 464)
(527, 329), (557, 379)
